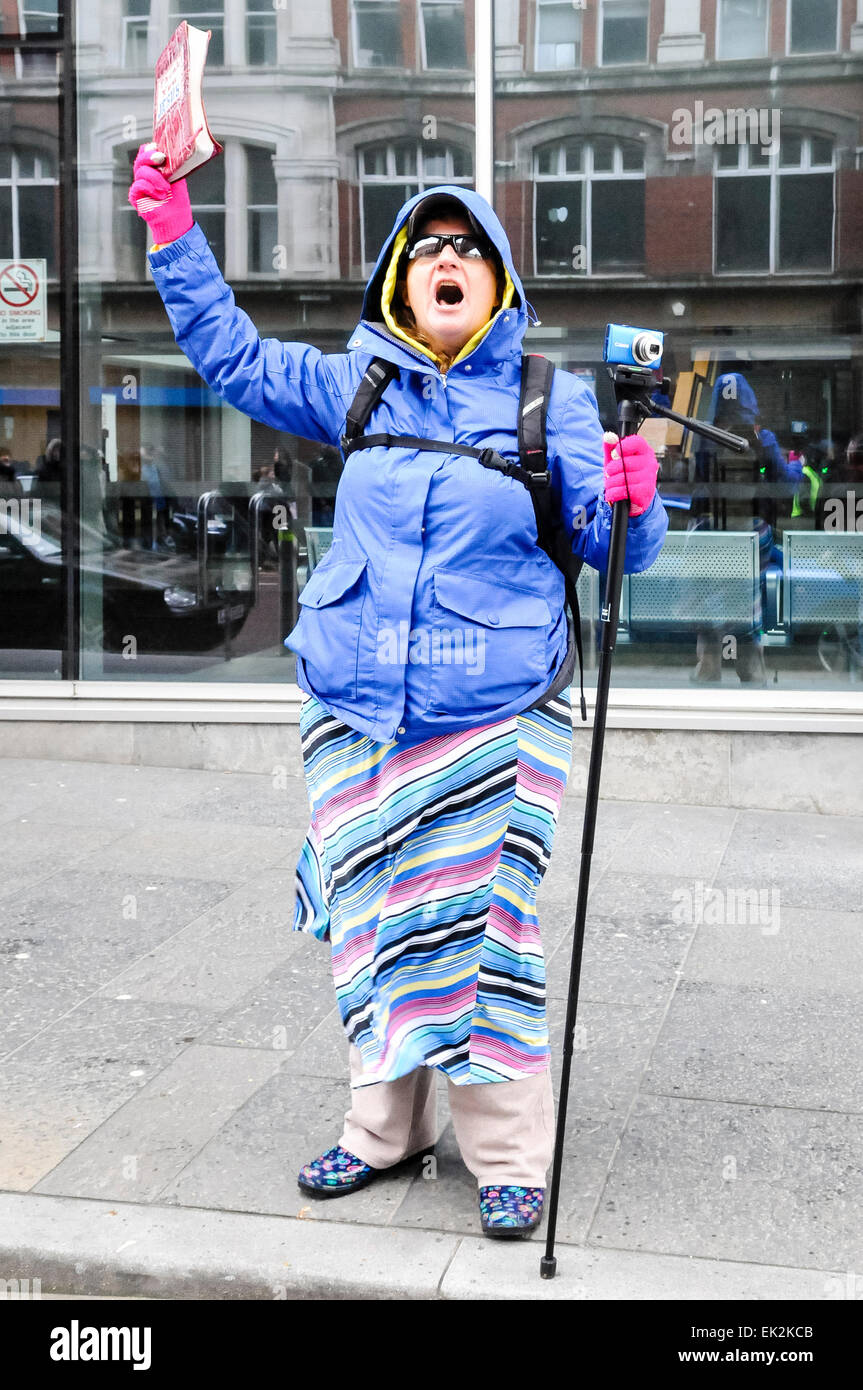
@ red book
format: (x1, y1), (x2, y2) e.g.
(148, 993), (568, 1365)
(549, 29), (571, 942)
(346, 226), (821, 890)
(152, 21), (222, 183)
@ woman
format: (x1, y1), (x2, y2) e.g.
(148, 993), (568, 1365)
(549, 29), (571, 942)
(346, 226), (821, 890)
(129, 145), (667, 1236)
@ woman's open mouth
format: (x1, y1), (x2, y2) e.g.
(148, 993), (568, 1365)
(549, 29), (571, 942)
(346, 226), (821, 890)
(435, 282), (464, 307)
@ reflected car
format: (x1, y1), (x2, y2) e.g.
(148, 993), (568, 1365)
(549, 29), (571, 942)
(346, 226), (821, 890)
(0, 504), (253, 652)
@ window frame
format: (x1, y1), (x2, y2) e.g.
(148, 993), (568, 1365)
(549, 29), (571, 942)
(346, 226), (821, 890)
(534, 0), (584, 72)
(0, 148), (58, 275)
(786, 0), (840, 57)
(532, 138), (646, 277)
(358, 138), (473, 271)
(597, 0), (650, 68)
(351, 0), (403, 69)
(715, 0), (769, 62)
(168, 2), (226, 67)
(121, 0), (150, 69)
(246, 0), (278, 67)
(712, 133), (836, 275)
(417, 0), (468, 72)
(245, 145), (279, 276)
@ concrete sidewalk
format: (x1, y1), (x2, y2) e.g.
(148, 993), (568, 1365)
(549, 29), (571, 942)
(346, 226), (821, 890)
(1, 755), (861, 1300)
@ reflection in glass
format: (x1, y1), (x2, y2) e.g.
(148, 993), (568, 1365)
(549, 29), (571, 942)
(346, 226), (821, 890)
(353, 0), (401, 68)
(247, 0), (277, 66)
(788, 0), (838, 55)
(170, 1), (224, 67)
(716, 0), (768, 61)
(420, 0), (467, 70)
(535, 0), (582, 70)
(600, 0), (648, 66)
(247, 145), (277, 273)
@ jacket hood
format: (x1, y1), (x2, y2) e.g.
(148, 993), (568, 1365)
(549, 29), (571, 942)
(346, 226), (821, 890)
(354, 185), (531, 370)
(710, 372), (760, 428)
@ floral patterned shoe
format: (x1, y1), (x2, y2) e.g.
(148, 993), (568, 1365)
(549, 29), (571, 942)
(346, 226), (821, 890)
(479, 1185), (545, 1238)
(297, 1144), (378, 1198)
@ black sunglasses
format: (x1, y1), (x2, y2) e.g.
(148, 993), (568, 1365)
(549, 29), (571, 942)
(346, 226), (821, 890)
(406, 233), (493, 261)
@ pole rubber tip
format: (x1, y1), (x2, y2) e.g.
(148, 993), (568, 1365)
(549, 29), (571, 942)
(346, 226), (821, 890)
(539, 1255), (557, 1279)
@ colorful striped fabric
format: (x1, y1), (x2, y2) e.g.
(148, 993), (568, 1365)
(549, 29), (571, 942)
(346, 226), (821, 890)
(293, 687), (573, 1086)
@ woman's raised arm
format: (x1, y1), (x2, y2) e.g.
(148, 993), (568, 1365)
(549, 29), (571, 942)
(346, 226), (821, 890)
(129, 144), (354, 445)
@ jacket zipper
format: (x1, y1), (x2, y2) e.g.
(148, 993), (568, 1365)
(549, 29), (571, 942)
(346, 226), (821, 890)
(359, 322), (445, 382)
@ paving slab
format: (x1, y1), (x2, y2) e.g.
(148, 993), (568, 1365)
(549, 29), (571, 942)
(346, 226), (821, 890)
(157, 1070), (434, 1228)
(545, 872), (699, 1005)
(72, 820), (300, 883)
(588, 1094), (863, 1272)
(33, 1043), (285, 1204)
(196, 935), (335, 1052)
(714, 809), (863, 912)
(90, 874), (298, 1010)
(643, 978), (863, 1113)
(0, 998), (219, 1190)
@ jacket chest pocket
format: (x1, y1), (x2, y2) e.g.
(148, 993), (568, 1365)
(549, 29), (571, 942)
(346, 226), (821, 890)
(291, 555), (369, 702)
(424, 567), (553, 716)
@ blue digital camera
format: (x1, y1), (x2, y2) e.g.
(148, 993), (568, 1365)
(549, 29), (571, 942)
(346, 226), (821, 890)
(603, 323), (664, 370)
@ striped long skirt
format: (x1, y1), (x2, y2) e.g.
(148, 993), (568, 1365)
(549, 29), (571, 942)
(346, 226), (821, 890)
(293, 688), (574, 1087)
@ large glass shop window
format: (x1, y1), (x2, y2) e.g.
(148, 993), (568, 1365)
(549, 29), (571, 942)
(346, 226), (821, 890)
(494, 0), (863, 692)
(73, 0), (475, 683)
(0, 8), (62, 677)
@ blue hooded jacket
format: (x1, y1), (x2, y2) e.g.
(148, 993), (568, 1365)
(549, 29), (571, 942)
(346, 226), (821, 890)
(148, 184), (667, 744)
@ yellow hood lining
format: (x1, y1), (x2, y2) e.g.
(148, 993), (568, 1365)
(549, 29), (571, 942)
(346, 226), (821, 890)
(380, 225), (516, 370)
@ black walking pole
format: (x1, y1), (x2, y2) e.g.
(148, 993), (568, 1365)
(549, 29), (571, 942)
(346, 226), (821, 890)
(539, 354), (748, 1281)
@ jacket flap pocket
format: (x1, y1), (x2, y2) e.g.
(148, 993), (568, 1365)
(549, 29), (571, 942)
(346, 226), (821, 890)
(433, 569), (552, 627)
(299, 556), (367, 608)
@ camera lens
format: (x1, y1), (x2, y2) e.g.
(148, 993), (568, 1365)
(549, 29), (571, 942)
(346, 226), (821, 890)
(631, 333), (662, 367)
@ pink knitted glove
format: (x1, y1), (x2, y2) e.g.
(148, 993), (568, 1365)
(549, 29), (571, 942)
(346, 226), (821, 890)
(602, 433), (659, 517)
(128, 143), (193, 245)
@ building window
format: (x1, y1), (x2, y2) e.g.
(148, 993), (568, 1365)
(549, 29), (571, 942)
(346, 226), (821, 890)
(247, 0), (277, 65)
(0, 148), (58, 277)
(419, 0), (467, 70)
(353, 0), (402, 67)
(17, 0), (59, 31)
(359, 140), (473, 268)
(247, 146), (278, 274)
(716, 0), (768, 61)
(788, 0), (839, 55)
(599, 0), (649, 66)
(536, 0), (583, 70)
(170, 2), (225, 67)
(122, 0), (150, 68)
(714, 134), (834, 273)
(534, 138), (645, 275)
(190, 152), (226, 265)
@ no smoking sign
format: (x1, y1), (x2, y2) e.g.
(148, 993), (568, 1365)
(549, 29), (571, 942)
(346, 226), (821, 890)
(0, 259), (47, 341)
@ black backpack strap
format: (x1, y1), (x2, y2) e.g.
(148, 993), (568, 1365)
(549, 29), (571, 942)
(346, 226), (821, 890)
(340, 358), (400, 452)
(519, 355), (587, 722)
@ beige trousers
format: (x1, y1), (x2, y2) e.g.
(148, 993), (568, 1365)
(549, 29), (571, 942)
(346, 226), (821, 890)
(339, 1044), (555, 1188)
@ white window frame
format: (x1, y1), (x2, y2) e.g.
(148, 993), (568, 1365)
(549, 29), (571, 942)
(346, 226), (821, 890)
(532, 139), (645, 277)
(358, 139), (473, 270)
(713, 133), (836, 275)
(121, 0), (150, 69)
(169, 2), (226, 66)
(245, 145), (278, 277)
(246, 0), (278, 66)
(534, 0), (584, 72)
(351, 0), (403, 69)
(598, 0), (650, 68)
(786, 0), (840, 57)
(715, 0), (769, 62)
(0, 148), (57, 271)
(418, 0), (468, 72)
